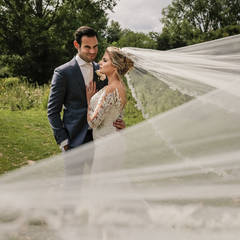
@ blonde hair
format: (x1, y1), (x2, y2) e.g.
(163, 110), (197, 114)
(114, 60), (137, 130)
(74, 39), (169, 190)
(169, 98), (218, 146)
(106, 47), (134, 76)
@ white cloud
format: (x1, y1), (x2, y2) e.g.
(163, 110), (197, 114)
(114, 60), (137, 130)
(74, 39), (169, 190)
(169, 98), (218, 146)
(108, 0), (172, 33)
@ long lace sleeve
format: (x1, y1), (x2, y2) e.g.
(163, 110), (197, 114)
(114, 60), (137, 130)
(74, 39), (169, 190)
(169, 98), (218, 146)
(87, 87), (118, 129)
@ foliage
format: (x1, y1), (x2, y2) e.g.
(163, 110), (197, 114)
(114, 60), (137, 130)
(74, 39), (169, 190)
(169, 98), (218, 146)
(0, 77), (49, 110)
(156, 24), (240, 50)
(0, 55), (22, 78)
(104, 21), (158, 49)
(105, 1), (240, 51)
(158, 0), (240, 49)
(162, 0), (240, 33)
(187, 25), (240, 45)
(113, 29), (157, 49)
(105, 20), (123, 44)
(149, 31), (172, 50)
(1, 77), (20, 88)
(0, 0), (117, 84)
(0, 60), (11, 79)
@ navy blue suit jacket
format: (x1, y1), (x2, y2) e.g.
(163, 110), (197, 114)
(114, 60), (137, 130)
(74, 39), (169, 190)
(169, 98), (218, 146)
(47, 57), (108, 148)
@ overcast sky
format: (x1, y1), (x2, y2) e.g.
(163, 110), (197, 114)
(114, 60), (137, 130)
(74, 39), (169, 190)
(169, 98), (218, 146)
(108, 0), (173, 33)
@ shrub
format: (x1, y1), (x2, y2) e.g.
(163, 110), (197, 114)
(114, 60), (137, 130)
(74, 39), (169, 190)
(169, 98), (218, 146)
(0, 78), (50, 111)
(1, 77), (21, 88)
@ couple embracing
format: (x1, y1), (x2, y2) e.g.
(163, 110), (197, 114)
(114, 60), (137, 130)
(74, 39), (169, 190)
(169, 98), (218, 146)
(47, 26), (134, 155)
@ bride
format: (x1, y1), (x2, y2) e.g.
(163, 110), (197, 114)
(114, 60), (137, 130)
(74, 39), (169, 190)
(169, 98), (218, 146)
(86, 46), (134, 140)
(84, 47), (133, 173)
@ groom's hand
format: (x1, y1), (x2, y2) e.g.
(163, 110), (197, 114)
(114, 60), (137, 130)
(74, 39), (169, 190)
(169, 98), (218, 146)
(113, 119), (126, 130)
(61, 144), (69, 152)
(63, 144), (69, 151)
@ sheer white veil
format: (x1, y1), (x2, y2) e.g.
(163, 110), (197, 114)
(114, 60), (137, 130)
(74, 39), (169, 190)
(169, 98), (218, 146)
(0, 34), (240, 240)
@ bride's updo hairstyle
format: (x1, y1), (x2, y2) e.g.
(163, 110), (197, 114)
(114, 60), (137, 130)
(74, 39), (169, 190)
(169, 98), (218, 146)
(106, 46), (134, 76)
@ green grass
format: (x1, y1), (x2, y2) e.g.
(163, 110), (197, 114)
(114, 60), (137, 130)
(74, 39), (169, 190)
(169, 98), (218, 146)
(0, 109), (60, 174)
(123, 77), (145, 126)
(128, 68), (194, 118)
(0, 77), (144, 174)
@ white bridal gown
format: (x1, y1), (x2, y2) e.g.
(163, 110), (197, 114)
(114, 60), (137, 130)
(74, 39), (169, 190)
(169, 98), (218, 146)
(88, 86), (123, 140)
(87, 86), (125, 173)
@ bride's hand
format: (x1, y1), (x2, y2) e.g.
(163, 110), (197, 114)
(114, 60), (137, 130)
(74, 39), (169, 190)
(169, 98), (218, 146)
(86, 81), (96, 104)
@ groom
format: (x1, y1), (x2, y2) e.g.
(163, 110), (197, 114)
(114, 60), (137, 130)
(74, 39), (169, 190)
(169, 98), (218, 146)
(47, 26), (125, 152)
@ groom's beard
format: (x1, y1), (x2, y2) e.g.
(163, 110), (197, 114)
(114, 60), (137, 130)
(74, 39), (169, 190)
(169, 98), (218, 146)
(80, 53), (97, 63)
(87, 54), (97, 62)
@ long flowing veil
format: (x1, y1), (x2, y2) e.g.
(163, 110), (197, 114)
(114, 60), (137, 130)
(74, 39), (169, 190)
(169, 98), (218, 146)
(0, 34), (240, 240)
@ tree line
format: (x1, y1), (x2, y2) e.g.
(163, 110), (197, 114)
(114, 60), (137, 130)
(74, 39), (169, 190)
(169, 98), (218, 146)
(0, 0), (239, 85)
(107, 0), (240, 50)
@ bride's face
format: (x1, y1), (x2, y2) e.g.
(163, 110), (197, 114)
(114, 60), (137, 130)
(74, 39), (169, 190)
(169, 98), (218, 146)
(99, 52), (116, 75)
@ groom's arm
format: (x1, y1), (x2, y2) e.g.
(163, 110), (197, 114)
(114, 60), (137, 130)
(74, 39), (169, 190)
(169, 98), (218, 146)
(47, 69), (69, 145)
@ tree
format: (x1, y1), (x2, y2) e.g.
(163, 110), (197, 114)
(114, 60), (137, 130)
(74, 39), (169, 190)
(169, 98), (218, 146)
(116, 29), (157, 49)
(105, 20), (123, 44)
(160, 0), (240, 48)
(150, 31), (171, 50)
(0, 0), (118, 84)
(162, 0), (240, 33)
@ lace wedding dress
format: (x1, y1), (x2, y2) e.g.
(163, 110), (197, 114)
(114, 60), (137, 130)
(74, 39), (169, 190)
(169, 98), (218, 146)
(88, 86), (123, 140)
(87, 86), (125, 173)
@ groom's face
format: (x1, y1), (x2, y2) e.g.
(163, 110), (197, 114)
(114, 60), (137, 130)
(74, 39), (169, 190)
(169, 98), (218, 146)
(76, 36), (98, 63)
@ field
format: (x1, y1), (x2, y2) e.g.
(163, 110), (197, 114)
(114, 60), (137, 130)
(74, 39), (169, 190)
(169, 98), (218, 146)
(0, 77), (144, 174)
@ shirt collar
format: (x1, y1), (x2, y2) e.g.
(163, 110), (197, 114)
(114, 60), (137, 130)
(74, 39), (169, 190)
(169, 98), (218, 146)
(76, 54), (92, 67)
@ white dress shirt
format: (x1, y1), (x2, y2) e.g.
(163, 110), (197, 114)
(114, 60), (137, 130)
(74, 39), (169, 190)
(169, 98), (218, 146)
(75, 54), (93, 87)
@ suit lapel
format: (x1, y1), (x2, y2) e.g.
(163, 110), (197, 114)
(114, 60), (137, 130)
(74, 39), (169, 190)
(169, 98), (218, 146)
(71, 58), (86, 89)
(69, 58), (88, 105)
(93, 62), (99, 84)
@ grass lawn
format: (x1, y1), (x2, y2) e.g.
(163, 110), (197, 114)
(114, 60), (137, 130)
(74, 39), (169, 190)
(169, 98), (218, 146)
(0, 78), (144, 174)
(123, 84), (145, 127)
(0, 109), (60, 174)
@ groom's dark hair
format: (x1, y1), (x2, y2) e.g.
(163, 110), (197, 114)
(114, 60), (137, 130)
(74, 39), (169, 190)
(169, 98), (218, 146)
(74, 26), (98, 46)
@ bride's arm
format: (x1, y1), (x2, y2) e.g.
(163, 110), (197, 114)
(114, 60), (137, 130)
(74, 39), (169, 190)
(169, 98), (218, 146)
(87, 86), (115, 129)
